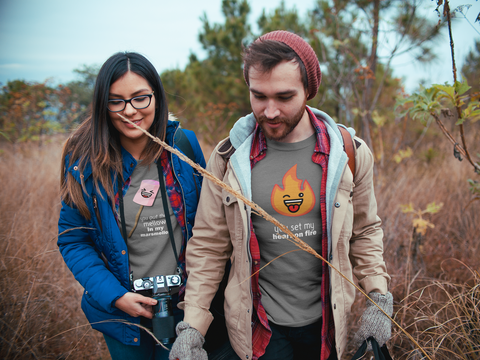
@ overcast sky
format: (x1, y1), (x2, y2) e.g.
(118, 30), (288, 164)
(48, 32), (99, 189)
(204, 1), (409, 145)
(1, 0), (479, 93)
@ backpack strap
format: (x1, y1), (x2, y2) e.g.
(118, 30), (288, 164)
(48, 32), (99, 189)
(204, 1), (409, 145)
(218, 137), (236, 174)
(174, 128), (195, 162)
(173, 127), (199, 200)
(338, 125), (356, 178)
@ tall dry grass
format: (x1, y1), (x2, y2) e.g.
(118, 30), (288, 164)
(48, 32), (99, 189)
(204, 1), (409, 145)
(359, 125), (480, 359)
(0, 123), (478, 359)
(0, 138), (109, 359)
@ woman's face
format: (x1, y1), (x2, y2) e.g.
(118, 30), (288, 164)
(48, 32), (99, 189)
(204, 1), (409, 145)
(108, 71), (156, 158)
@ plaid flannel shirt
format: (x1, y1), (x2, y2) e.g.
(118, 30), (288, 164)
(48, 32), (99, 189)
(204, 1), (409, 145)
(249, 108), (335, 360)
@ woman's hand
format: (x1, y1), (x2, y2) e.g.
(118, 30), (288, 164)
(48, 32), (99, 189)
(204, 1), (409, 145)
(114, 292), (157, 319)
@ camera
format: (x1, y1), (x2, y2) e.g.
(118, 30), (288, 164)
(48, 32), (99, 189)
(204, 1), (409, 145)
(132, 275), (181, 292)
(132, 274), (182, 345)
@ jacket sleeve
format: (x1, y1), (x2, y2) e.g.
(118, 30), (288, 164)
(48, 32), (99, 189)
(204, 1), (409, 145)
(57, 200), (129, 312)
(180, 149), (233, 336)
(349, 138), (390, 295)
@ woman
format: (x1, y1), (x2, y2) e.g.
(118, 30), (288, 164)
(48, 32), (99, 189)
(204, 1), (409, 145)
(57, 52), (205, 360)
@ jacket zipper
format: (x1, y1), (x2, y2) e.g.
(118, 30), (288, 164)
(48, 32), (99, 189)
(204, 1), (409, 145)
(92, 194), (110, 270)
(92, 194), (103, 232)
(329, 160), (350, 262)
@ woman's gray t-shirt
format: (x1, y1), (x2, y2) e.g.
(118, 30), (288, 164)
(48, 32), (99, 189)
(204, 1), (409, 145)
(123, 162), (182, 281)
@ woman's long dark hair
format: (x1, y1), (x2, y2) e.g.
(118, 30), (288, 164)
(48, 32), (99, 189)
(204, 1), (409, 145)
(60, 52), (168, 218)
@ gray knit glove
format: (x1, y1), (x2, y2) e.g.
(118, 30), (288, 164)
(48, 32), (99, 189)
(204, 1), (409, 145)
(353, 292), (393, 350)
(169, 321), (207, 360)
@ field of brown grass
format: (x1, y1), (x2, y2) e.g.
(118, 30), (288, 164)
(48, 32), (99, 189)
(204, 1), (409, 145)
(0, 126), (478, 359)
(0, 138), (110, 359)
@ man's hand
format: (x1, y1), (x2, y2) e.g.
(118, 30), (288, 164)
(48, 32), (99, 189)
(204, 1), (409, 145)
(114, 292), (157, 319)
(353, 292), (393, 350)
(169, 321), (207, 360)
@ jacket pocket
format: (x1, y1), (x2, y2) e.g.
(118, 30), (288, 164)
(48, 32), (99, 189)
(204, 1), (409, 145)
(81, 291), (132, 341)
(222, 189), (242, 240)
(222, 189), (237, 207)
(332, 183), (354, 247)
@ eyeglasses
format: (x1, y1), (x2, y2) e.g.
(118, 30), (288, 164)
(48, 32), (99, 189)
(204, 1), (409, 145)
(107, 91), (154, 112)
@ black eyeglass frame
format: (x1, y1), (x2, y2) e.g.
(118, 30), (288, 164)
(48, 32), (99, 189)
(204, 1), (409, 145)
(107, 91), (155, 112)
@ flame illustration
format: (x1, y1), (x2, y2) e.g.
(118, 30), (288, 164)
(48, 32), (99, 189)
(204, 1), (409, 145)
(271, 164), (315, 216)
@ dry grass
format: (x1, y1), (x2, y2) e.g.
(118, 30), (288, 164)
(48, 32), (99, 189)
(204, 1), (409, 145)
(0, 122), (479, 359)
(0, 138), (109, 359)
(351, 125), (480, 359)
(392, 264), (480, 359)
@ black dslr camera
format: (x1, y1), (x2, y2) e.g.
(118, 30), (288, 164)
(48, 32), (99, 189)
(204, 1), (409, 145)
(132, 274), (182, 344)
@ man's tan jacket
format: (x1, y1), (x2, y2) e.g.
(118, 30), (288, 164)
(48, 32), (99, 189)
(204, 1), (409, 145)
(180, 107), (390, 359)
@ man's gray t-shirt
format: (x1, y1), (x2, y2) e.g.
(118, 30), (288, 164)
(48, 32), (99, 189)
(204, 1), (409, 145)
(123, 162), (182, 280)
(251, 134), (323, 326)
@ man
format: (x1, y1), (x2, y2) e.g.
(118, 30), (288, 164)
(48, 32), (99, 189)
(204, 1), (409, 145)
(170, 30), (392, 360)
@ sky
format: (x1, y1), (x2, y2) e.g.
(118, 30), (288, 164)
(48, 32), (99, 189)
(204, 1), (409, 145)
(1, 0), (479, 93)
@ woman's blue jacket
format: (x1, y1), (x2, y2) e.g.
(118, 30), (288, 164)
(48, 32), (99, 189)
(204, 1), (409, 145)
(57, 120), (205, 345)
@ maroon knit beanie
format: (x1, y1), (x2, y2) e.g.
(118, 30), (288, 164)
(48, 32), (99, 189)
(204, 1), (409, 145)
(244, 30), (321, 100)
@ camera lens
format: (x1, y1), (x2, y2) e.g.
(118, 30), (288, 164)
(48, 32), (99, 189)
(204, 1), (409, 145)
(152, 294), (176, 345)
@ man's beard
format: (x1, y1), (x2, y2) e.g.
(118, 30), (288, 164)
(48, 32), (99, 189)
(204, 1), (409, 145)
(255, 103), (306, 142)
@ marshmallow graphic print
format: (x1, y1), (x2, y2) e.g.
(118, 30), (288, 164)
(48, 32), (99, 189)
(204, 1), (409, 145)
(133, 180), (159, 206)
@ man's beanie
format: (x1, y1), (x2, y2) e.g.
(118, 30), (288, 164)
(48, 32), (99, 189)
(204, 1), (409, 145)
(244, 30), (322, 100)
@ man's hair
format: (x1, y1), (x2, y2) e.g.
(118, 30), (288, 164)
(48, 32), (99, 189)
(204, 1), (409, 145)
(243, 39), (308, 91)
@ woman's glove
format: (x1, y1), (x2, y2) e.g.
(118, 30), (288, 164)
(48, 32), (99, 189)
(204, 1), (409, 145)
(169, 321), (207, 360)
(353, 292), (393, 350)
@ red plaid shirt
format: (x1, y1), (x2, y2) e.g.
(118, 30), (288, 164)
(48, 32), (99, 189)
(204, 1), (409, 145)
(249, 108), (335, 360)
(114, 150), (188, 296)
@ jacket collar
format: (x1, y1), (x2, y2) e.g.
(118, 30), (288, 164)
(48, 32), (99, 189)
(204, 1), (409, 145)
(229, 106), (355, 151)
(249, 107), (332, 165)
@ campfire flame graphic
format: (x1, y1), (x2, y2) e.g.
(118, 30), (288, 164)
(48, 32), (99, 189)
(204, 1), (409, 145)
(271, 164), (315, 216)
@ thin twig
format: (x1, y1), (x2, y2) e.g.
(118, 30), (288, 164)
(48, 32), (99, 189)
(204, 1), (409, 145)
(236, 249), (302, 286)
(117, 113), (433, 359)
(430, 112), (480, 173)
(444, 0), (477, 171)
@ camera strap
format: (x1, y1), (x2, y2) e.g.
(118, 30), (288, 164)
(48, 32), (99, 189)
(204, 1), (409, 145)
(116, 159), (180, 266)
(156, 160), (179, 264)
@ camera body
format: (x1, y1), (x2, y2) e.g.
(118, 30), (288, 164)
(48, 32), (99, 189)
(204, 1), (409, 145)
(132, 274), (181, 293)
(132, 274), (182, 345)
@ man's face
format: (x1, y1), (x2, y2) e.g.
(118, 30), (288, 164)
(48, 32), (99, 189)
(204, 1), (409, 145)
(248, 60), (309, 143)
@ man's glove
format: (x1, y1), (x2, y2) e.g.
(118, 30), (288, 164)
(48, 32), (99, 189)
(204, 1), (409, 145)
(353, 292), (393, 350)
(169, 321), (207, 360)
